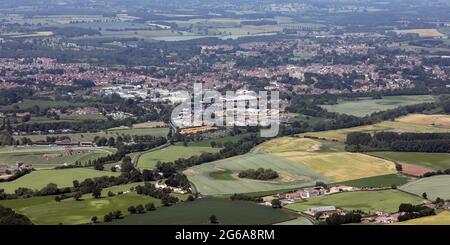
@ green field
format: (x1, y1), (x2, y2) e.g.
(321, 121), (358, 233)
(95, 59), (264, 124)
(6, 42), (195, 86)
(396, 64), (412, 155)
(0, 99), (86, 111)
(400, 175), (450, 200)
(104, 198), (298, 225)
(0, 168), (120, 193)
(337, 174), (410, 188)
(321, 95), (435, 117)
(398, 211), (450, 225)
(0, 192), (161, 225)
(368, 152), (450, 171)
(287, 190), (424, 214)
(138, 145), (220, 170)
(185, 152), (325, 196)
(0, 146), (116, 169)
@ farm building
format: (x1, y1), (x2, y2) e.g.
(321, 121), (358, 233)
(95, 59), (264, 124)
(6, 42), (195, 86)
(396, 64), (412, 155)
(306, 206), (341, 220)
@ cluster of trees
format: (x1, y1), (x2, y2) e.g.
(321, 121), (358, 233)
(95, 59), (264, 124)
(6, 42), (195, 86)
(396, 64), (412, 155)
(0, 205), (33, 225)
(229, 193), (263, 203)
(164, 173), (190, 190)
(103, 210), (123, 223)
(156, 134), (265, 176)
(422, 168), (450, 178)
(135, 182), (179, 206)
(397, 203), (435, 222)
(324, 212), (362, 225)
(238, 168), (279, 180)
(346, 132), (450, 153)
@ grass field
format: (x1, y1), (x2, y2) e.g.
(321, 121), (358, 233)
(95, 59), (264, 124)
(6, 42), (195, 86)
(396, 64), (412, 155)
(185, 152), (326, 196)
(400, 175), (450, 200)
(0, 192), (161, 225)
(398, 211), (450, 225)
(368, 152), (450, 171)
(138, 145), (220, 169)
(301, 119), (450, 142)
(104, 198), (298, 225)
(287, 190), (424, 214)
(0, 168), (120, 193)
(0, 146), (116, 169)
(275, 152), (397, 182)
(0, 99), (86, 111)
(321, 95), (435, 117)
(337, 174), (410, 188)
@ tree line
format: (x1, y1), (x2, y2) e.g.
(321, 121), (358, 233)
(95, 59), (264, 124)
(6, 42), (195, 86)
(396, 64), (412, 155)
(346, 132), (450, 153)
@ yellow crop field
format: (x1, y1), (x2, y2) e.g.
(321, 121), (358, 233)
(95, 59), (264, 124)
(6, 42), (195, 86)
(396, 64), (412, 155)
(398, 212), (450, 225)
(255, 137), (321, 153)
(396, 114), (450, 129)
(275, 152), (397, 182)
(396, 29), (446, 38)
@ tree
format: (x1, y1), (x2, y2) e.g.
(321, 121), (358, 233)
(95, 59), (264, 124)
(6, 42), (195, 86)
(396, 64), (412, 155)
(187, 195), (195, 202)
(145, 202), (156, 211)
(108, 191), (116, 197)
(209, 215), (219, 224)
(92, 187), (102, 199)
(128, 206), (137, 214)
(422, 192), (428, 199)
(73, 180), (80, 189)
(113, 210), (122, 219)
(91, 216), (98, 224)
(104, 213), (113, 222)
(271, 199), (282, 208)
(136, 204), (145, 214)
(74, 191), (82, 201)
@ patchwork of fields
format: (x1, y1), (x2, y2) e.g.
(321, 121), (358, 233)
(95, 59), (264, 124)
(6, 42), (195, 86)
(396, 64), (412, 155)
(302, 115), (450, 142)
(185, 137), (397, 195)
